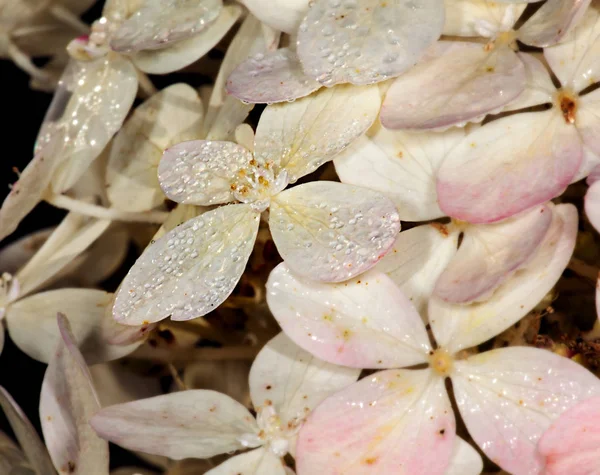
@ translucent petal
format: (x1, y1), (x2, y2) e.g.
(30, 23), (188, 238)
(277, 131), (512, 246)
(266, 264), (431, 369)
(431, 204), (577, 352)
(434, 204), (553, 303)
(226, 48), (321, 104)
(437, 110), (582, 223)
(0, 430), (33, 475)
(254, 84), (380, 183)
(36, 56), (138, 193)
(538, 396), (600, 475)
(585, 179), (600, 232)
(239, 0), (309, 34)
(446, 438), (483, 475)
(443, 0), (526, 36)
(296, 369), (455, 475)
(113, 204), (260, 325)
(296, 0), (445, 86)
(452, 347), (600, 475)
(206, 448), (286, 475)
(334, 123), (464, 221)
(249, 332), (360, 424)
(110, 0), (222, 53)
(40, 314), (109, 475)
(107, 84), (204, 212)
(6, 289), (139, 364)
(269, 182), (400, 282)
(501, 52), (555, 113)
(158, 140), (253, 206)
(91, 391), (259, 460)
(380, 42), (525, 130)
(375, 224), (459, 317)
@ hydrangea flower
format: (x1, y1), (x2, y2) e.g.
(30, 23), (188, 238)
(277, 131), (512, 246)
(265, 205), (599, 474)
(91, 332), (360, 474)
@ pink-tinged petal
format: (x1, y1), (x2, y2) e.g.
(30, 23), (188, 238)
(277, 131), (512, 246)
(375, 224), (459, 317)
(206, 448), (286, 475)
(446, 438), (483, 475)
(239, 0), (309, 34)
(442, 0), (526, 36)
(538, 396), (600, 475)
(518, 0), (591, 47)
(585, 179), (600, 232)
(431, 204), (577, 352)
(249, 332), (359, 423)
(266, 264), (430, 369)
(297, 0), (445, 86)
(91, 390), (259, 460)
(296, 369), (455, 475)
(226, 48), (321, 104)
(437, 110), (582, 223)
(113, 204), (259, 325)
(452, 347), (600, 475)
(502, 53), (555, 113)
(270, 182), (400, 283)
(40, 314), (109, 475)
(381, 42), (525, 130)
(434, 204), (553, 303)
(334, 124), (464, 221)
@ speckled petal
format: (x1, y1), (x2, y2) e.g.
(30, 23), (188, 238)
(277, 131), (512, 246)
(452, 347), (600, 475)
(269, 182), (400, 282)
(113, 204), (259, 325)
(442, 0), (526, 36)
(110, 0), (222, 53)
(266, 264), (430, 369)
(380, 41), (525, 130)
(297, 0), (445, 86)
(239, 0), (309, 34)
(434, 204), (553, 303)
(206, 448), (286, 475)
(431, 204), (577, 353)
(91, 391), (260, 460)
(446, 438), (483, 475)
(40, 314), (108, 475)
(226, 48), (321, 104)
(254, 84), (380, 183)
(538, 396), (600, 475)
(437, 110), (582, 223)
(107, 84), (204, 212)
(296, 369), (455, 475)
(334, 124), (463, 221)
(158, 140), (253, 206)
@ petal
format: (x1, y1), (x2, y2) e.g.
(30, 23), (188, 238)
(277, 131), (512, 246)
(110, 0), (222, 52)
(451, 347), (600, 475)
(91, 390), (259, 460)
(132, 5), (242, 75)
(36, 56), (138, 193)
(538, 396), (600, 475)
(107, 83), (204, 212)
(40, 314), (109, 475)
(206, 448), (286, 475)
(585, 179), (600, 232)
(434, 204), (553, 303)
(266, 263), (430, 369)
(90, 362), (162, 408)
(576, 87), (600, 162)
(296, 369), (455, 475)
(6, 289), (139, 364)
(446, 438), (483, 475)
(437, 110), (582, 223)
(239, 0), (309, 34)
(249, 332), (360, 423)
(296, 0), (445, 86)
(226, 48), (321, 104)
(0, 430), (31, 474)
(431, 204), (577, 352)
(254, 84), (380, 183)
(443, 0), (526, 36)
(375, 224), (459, 317)
(0, 228), (54, 275)
(269, 182), (400, 282)
(501, 52), (555, 113)
(113, 203), (259, 325)
(380, 42), (525, 130)
(334, 123), (464, 221)
(517, 0), (591, 47)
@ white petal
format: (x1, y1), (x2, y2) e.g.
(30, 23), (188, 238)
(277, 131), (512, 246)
(445, 437), (483, 475)
(40, 314), (109, 475)
(206, 448), (286, 475)
(249, 332), (360, 424)
(296, 369), (455, 475)
(334, 123), (464, 221)
(239, 0), (309, 34)
(430, 204), (577, 352)
(0, 228), (54, 275)
(91, 390), (259, 460)
(269, 182), (400, 282)
(451, 347), (600, 475)
(266, 263), (431, 369)
(585, 178), (600, 232)
(113, 203), (259, 325)
(107, 83), (204, 212)
(576, 87), (600, 166)
(502, 52), (555, 113)
(297, 0), (445, 86)
(443, 0), (525, 36)
(254, 84), (380, 182)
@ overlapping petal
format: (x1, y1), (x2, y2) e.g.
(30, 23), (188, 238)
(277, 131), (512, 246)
(239, 0), (309, 34)
(442, 0), (525, 36)
(446, 438), (483, 475)
(206, 448), (286, 475)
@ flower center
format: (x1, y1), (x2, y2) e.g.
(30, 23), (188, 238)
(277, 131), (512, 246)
(555, 89), (579, 124)
(429, 349), (454, 377)
(231, 160), (288, 212)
